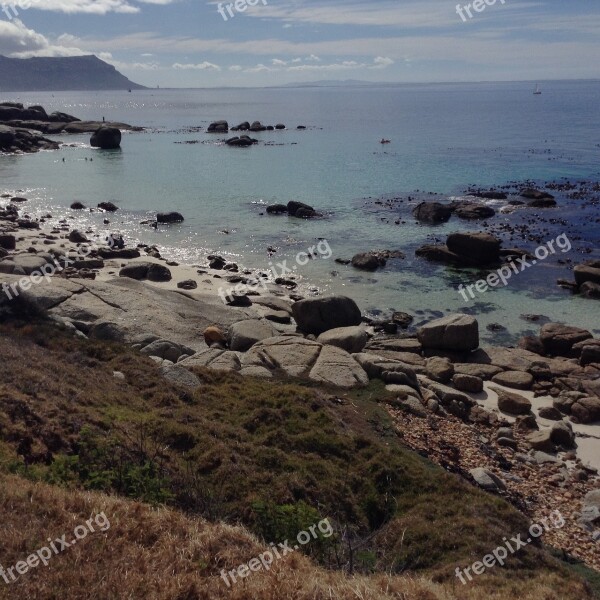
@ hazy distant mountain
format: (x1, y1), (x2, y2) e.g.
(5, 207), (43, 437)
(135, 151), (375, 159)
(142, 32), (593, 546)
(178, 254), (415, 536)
(0, 55), (146, 92)
(281, 79), (390, 88)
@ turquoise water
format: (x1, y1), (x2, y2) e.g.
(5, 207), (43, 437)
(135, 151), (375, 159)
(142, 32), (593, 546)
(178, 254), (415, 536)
(1, 81), (599, 341)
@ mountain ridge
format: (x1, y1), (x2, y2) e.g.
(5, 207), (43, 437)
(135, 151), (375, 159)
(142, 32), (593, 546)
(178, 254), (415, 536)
(0, 55), (146, 92)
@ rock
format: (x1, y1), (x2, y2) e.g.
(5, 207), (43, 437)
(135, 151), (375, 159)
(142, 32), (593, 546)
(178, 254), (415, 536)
(454, 363), (503, 380)
(177, 279), (197, 290)
(249, 121), (266, 132)
(528, 198), (557, 208)
(520, 188), (554, 201)
(454, 203), (496, 220)
(574, 260), (600, 287)
(141, 339), (195, 363)
(468, 190), (507, 200)
(446, 232), (501, 264)
(491, 370), (534, 390)
(68, 229), (89, 244)
(159, 364), (201, 388)
(571, 397), (600, 424)
(118, 261), (171, 282)
(97, 248), (140, 259)
(90, 126), (121, 149)
(540, 323), (593, 357)
(391, 312), (413, 328)
(263, 310), (291, 324)
(412, 201), (452, 223)
(147, 264), (172, 282)
(157, 212), (184, 223)
(531, 451), (559, 464)
(317, 326), (368, 353)
(244, 336), (321, 378)
(578, 341), (600, 366)
(180, 348), (241, 373)
(308, 344), (369, 388)
(538, 406), (563, 420)
(518, 335), (545, 356)
(0, 253), (52, 275)
(226, 136), (257, 147)
(203, 326), (226, 347)
(469, 467), (506, 492)
(425, 357), (454, 383)
(229, 319), (277, 352)
(275, 124), (285, 130)
(207, 120), (228, 133)
(0, 234), (16, 250)
(351, 252), (386, 271)
(550, 421), (575, 448)
(287, 200), (316, 218)
(417, 313), (479, 352)
(515, 414), (538, 432)
(88, 321), (127, 342)
(292, 296), (362, 335)
(493, 387), (532, 415)
(452, 373), (484, 393)
(580, 281), (600, 300)
(396, 396), (427, 417)
(526, 430), (555, 453)
(266, 204), (287, 215)
(70, 201), (86, 210)
(97, 201), (118, 212)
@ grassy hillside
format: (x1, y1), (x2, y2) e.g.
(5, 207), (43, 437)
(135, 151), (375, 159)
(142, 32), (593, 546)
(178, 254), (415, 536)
(0, 319), (596, 598)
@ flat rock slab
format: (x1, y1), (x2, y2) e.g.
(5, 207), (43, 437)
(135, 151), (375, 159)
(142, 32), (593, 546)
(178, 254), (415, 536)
(417, 313), (479, 352)
(180, 348), (241, 372)
(491, 370), (534, 390)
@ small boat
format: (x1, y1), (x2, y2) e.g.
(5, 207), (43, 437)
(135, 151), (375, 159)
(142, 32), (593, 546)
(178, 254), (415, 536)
(128, 88), (132, 93)
(533, 84), (542, 95)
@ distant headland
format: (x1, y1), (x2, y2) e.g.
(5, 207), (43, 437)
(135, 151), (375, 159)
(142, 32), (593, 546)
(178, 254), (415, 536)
(0, 55), (146, 92)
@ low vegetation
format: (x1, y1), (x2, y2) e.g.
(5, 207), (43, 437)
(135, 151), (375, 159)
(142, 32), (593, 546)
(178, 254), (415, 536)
(0, 319), (597, 598)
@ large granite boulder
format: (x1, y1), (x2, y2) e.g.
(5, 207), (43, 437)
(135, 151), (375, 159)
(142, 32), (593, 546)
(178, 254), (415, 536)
(417, 313), (479, 352)
(412, 202), (452, 224)
(157, 212), (184, 223)
(90, 126), (121, 149)
(229, 319), (277, 352)
(540, 323), (593, 357)
(292, 296), (362, 335)
(574, 260), (600, 287)
(446, 232), (501, 264)
(317, 326), (368, 353)
(351, 253), (386, 271)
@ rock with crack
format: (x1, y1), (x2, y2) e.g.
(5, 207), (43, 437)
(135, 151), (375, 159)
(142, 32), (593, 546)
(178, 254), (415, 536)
(308, 344), (368, 388)
(244, 336), (322, 378)
(417, 313), (479, 352)
(179, 348), (241, 372)
(317, 325), (368, 353)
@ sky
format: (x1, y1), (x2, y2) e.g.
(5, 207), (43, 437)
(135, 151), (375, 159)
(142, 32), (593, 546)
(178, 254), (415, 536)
(0, 0), (599, 87)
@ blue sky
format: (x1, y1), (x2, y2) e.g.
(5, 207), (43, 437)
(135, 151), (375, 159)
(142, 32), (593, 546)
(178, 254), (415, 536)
(0, 0), (599, 87)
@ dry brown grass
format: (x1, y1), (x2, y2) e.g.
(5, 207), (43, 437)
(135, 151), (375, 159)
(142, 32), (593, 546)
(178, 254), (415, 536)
(0, 473), (593, 600)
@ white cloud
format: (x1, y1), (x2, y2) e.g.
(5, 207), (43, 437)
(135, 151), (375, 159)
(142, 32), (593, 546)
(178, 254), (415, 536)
(0, 19), (84, 57)
(173, 61), (221, 70)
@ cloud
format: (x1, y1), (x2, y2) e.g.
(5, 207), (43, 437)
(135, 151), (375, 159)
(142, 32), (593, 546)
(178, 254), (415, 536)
(173, 61), (221, 70)
(0, 19), (84, 57)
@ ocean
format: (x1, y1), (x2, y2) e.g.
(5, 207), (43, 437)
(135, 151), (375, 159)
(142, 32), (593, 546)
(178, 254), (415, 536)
(1, 80), (599, 341)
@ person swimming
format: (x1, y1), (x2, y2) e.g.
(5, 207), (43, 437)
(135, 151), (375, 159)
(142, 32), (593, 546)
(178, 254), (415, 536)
(380, 138), (391, 144)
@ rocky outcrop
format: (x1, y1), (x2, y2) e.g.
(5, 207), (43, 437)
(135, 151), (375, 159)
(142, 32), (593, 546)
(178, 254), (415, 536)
(539, 323), (593, 358)
(493, 387), (532, 415)
(287, 201), (317, 219)
(453, 202), (496, 220)
(0, 123), (59, 154)
(228, 319), (277, 352)
(119, 262), (172, 282)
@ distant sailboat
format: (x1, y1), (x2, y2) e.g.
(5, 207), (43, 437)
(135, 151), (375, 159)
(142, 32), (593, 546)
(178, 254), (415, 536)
(533, 84), (542, 95)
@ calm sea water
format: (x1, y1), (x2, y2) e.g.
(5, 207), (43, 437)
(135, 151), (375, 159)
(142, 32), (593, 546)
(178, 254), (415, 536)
(1, 81), (599, 341)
